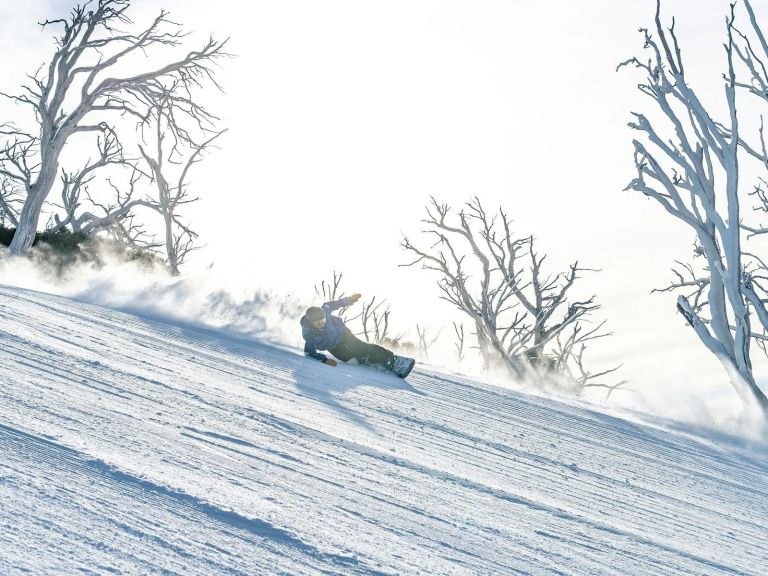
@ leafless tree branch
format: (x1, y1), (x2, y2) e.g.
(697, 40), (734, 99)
(620, 0), (768, 414)
(403, 197), (619, 389)
(0, 0), (230, 254)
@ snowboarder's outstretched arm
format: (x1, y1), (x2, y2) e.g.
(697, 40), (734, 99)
(303, 341), (337, 366)
(323, 294), (361, 312)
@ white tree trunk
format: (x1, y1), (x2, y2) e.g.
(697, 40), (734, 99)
(677, 296), (768, 415)
(8, 165), (59, 254)
(164, 210), (178, 275)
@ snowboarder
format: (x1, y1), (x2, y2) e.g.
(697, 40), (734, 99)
(301, 294), (415, 377)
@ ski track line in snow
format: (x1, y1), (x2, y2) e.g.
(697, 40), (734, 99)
(0, 285), (767, 575)
(0, 423), (383, 576)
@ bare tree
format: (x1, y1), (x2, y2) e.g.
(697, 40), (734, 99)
(0, 177), (21, 228)
(416, 324), (441, 359)
(315, 271), (348, 309)
(138, 95), (225, 274)
(359, 296), (396, 344)
(732, 0), (768, 363)
(402, 197), (619, 389)
(0, 0), (228, 255)
(620, 0), (768, 415)
(453, 322), (465, 363)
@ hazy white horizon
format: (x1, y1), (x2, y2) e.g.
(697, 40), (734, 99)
(2, 0), (766, 424)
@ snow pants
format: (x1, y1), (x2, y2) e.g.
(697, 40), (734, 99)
(329, 330), (395, 369)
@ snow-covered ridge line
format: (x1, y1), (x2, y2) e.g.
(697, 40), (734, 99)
(0, 285), (766, 575)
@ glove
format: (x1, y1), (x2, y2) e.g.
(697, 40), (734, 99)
(324, 358), (337, 367)
(349, 293), (361, 304)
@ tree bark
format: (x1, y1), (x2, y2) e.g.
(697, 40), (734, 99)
(8, 164), (60, 254)
(164, 210), (178, 275)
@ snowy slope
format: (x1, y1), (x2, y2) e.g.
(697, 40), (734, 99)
(0, 285), (766, 576)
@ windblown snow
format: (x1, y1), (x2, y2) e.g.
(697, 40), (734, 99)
(0, 285), (766, 575)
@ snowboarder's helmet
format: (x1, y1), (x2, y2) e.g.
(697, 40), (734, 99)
(306, 307), (325, 323)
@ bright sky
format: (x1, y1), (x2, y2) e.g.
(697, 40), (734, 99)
(2, 0), (766, 420)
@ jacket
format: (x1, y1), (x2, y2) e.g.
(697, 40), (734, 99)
(301, 297), (355, 362)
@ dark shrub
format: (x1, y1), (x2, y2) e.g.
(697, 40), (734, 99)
(1, 225), (163, 276)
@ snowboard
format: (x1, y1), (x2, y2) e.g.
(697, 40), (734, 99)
(391, 355), (416, 379)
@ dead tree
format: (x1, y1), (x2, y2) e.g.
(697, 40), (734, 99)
(619, 0), (768, 415)
(416, 324), (441, 359)
(359, 296), (394, 344)
(402, 197), (618, 389)
(0, 0), (228, 255)
(138, 95), (225, 274)
(0, 177), (21, 228)
(315, 271), (348, 310)
(453, 322), (465, 363)
(733, 0), (768, 357)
